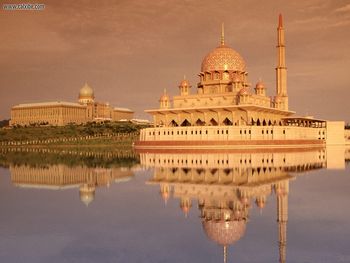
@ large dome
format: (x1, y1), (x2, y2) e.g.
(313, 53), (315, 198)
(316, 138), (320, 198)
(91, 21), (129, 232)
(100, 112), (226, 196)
(202, 220), (246, 246)
(201, 45), (246, 72)
(79, 83), (94, 98)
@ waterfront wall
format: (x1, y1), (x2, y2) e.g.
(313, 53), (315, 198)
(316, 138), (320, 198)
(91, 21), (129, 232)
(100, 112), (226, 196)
(139, 126), (325, 142)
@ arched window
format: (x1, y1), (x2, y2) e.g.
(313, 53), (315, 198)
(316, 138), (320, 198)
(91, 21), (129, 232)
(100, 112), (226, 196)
(205, 72), (211, 81)
(263, 119), (267, 126)
(223, 71), (229, 80)
(257, 119), (261, 126)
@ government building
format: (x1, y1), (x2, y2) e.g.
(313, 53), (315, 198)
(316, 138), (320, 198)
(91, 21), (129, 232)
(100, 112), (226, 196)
(10, 83), (134, 126)
(136, 15), (345, 149)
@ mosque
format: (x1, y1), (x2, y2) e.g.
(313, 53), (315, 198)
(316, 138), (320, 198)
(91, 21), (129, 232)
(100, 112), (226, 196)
(136, 15), (345, 149)
(10, 83), (134, 126)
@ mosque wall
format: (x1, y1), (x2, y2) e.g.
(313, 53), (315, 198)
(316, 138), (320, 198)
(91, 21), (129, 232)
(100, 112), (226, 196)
(139, 125), (325, 143)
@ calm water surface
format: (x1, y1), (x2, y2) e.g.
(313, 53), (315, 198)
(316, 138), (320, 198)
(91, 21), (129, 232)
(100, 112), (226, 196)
(0, 148), (349, 263)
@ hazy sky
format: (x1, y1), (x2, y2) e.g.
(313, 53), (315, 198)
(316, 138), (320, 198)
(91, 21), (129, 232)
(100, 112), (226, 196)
(0, 0), (349, 122)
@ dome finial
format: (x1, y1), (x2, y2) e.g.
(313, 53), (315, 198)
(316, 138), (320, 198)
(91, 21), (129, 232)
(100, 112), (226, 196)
(221, 22), (225, 46)
(279, 13), (283, 28)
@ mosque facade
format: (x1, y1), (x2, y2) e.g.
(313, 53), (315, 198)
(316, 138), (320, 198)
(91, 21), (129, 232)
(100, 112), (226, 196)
(9, 83), (134, 126)
(136, 15), (345, 148)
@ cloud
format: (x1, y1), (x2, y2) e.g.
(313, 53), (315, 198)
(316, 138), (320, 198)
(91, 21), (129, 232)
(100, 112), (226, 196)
(333, 3), (350, 13)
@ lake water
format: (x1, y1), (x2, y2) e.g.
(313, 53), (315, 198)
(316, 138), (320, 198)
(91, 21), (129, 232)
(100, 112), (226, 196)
(0, 147), (349, 263)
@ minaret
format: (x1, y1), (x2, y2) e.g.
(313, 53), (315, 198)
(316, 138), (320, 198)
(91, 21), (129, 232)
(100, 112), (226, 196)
(276, 180), (289, 263)
(275, 14), (289, 110)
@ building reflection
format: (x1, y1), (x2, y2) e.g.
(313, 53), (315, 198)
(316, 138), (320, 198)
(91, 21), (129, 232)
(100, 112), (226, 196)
(140, 148), (341, 263)
(10, 165), (135, 206)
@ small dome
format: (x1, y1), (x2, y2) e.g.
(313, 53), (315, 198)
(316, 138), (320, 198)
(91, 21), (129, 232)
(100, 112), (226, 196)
(159, 93), (169, 101)
(159, 89), (169, 101)
(201, 45), (246, 72)
(274, 96), (282, 103)
(275, 187), (287, 196)
(180, 199), (192, 217)
(239, 87), (250, 96)
(79, 185), (95, 207)
(203, 220), (246, 246)
(240, 196), (250, 206)
(79, 83), (94, 98)
(255, 81), (265, 89)
(232, 74), (241, 83)
(255, 198), (266, 209)
(179, 79), (190, 87)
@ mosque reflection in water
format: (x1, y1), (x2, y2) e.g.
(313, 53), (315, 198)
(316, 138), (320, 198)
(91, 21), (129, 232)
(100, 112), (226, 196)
(140, 147), (343, 263)
(4, 147), (346, 262)
(10, 165), (134, 206)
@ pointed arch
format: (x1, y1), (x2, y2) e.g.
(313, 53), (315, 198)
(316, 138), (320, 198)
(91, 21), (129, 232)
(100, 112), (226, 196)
(223, 117), (233, 126)
(210, 118), (218, 126)
(181, 119), (191, 127)
(257, 119), (261, 126)
(262, 119), (267, 126)
(223, 71), (230, 80)
(268, 120), (272, 126)
(196, 118), (205, 126)
(169, 120), (178, 127)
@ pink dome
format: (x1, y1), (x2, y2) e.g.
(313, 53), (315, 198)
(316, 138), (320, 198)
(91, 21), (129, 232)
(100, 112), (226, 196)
(255, 81), (265, 89)
(201, 45), (246, 72)
(202, 220), (246, 245)
(239, 88), (250, 96)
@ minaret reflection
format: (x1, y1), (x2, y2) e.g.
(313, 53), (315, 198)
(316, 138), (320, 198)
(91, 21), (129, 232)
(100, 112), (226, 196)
(142, 148), (328, 262)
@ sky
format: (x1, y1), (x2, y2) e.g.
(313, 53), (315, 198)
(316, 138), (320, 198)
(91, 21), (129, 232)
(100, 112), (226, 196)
(0, 0), (349, 122)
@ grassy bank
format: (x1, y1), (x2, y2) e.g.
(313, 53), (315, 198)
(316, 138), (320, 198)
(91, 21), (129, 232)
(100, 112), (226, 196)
(0, 147), (139, 168)
(0, 121), (148, 145)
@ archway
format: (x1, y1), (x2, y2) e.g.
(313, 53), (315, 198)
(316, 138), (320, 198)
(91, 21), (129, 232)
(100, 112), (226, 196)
(223, 118), (233, 126)
(170, 120), (178, 127)
(257, 119), (261, 126)
(210, 118), (218, 126)
(251, 118), (255, 126)
(181, 119), (191, 127)
(196, 119), (205, 126)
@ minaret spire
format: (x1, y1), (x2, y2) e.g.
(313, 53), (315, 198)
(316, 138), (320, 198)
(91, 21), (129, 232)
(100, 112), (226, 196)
(221, 23), (225, 46)
(276, 181), (289, 263)
(275, 13), (289, 110)
(223, 245), (227, 263)
(278, 13), (283, 28)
